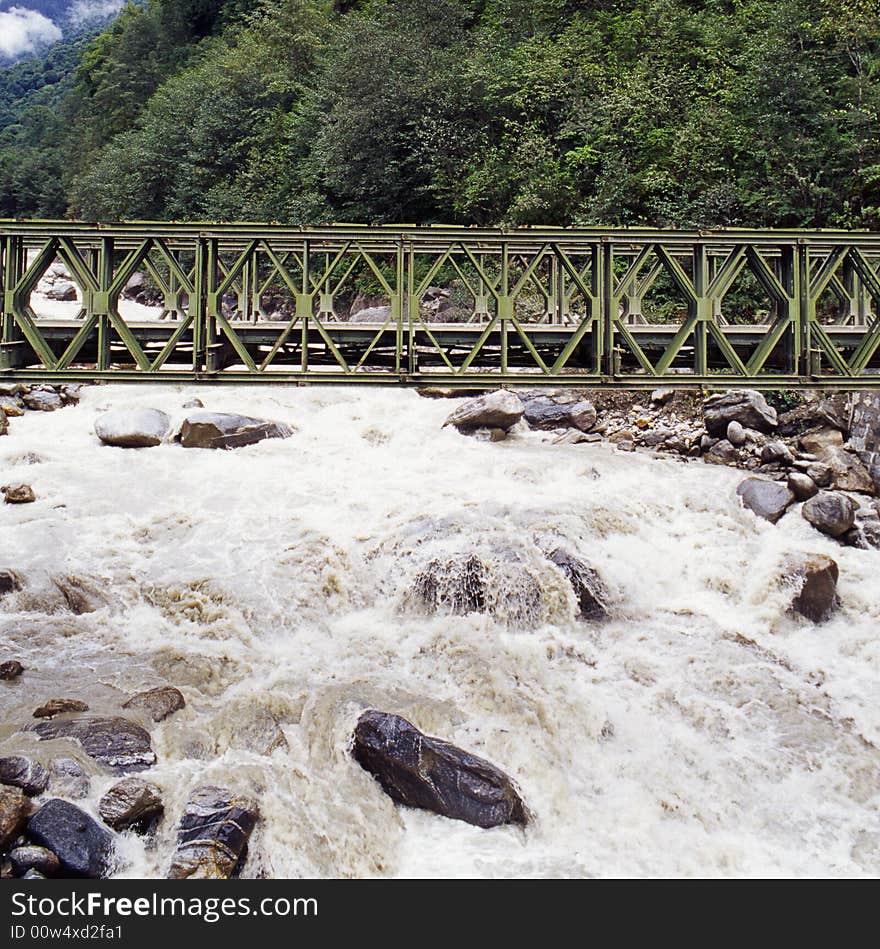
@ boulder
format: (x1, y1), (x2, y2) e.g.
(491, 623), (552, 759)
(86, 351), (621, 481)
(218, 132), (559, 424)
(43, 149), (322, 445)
(177, 412), (293, 450)
(0, 660), (24, 680)
(52, 576), (106, 615)
(0, 756), (49, 796)
(784, 554), (839, 622)
(348, 305), (392, 323)
(2, 484), (36, 504)
(182, 399), (204, 409)
(520, 395), (597, 432)
(122, 686), (185, 723)
(736, 478), (795, 523)
(45, 281), (77, 302)
(726, 420), (746, 446)
(31, 717), (156, 773)
(704, 439), (739, 466)
(166, 786), (258, 880)
(352, 711), (527, 828)
(99, 778), (164, 833)
(806, 462), (833, 488)
(49, 758), (90, 800)
(444, 390), (524, 432)
(94, 409), (171, 448)
(22, 390), (62, 412)
(787, 472), (818, 502)
(0, 412), (6, 437)
(799, 427), (844, 455)
(34, 699), (89, 719)
(9, 845), (60, 878)
(548, 549), (608, 620)
(27, 799), (114, 879)
(844, 502), (880, 550)
(0, 787), (29, 849)
(0, 570), (23, 595)
(0, 397), (24, 418)
(802, 492), (856, 538)
(409, 555), (486, 615)
(651, 387), (676, 405)
(762, 441), (795, 464)
(703, 390), (777, 436)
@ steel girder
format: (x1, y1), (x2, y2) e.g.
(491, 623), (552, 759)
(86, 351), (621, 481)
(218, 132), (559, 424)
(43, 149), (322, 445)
(2, 221), (880, 388)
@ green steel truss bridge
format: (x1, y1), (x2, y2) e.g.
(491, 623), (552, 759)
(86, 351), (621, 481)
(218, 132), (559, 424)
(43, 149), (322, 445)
(2, 221), (880, 389)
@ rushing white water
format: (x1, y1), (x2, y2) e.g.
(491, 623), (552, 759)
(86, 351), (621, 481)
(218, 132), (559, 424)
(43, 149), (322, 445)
(1, 385), (878, 879)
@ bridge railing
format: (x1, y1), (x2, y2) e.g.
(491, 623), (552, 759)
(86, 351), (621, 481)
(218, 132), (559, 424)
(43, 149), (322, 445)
(2, 222), (879, 387)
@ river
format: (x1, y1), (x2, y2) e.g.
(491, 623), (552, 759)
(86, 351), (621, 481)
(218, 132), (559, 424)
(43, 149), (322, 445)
(0, 385), (878, 877)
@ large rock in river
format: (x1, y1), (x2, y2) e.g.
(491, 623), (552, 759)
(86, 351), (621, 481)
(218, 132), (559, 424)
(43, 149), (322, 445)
(444, 390), (524, 432)
(27, 799), (114, 878)
(703, 390), (777, 436)
(0, 787), (29, 849)
(30, 716), (156, 773)
(177, 412), (293, 450)
(736, 478), (794, 523)
(520, 394), (597, 432)
(0, 756), (49, 796)
(352, 710), (528, 828)
(122, 686), (185, 723)
(802, 492), (856, 538)
(783, 554), (839, 622)
(95, 409), (171, 448)
(548, 548), (608, 620)
(99, 777), (164, 833)
(167, 786), (258, 879)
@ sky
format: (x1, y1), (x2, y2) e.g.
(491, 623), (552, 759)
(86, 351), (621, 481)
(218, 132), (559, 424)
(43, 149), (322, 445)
(0, 1), (126, 60)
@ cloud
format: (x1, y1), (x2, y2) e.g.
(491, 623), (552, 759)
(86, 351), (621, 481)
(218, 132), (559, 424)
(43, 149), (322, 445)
(68, 0), (126, 25)
(0, 7), (62, 59)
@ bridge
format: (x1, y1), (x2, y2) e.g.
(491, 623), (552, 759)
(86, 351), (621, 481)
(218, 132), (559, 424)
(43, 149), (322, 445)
(2, 221), (880, 389)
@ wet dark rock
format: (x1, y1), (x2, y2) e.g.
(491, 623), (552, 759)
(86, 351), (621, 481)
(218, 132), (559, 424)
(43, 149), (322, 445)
(784, 554), (839, 622)
(548, 549), (608, 620)
(22, 869), (46, 879)
(9, 845), (60, 878)
(444, 390), (524, 432)
(177, 412), (293, 450)
(0, 569), (22, 596)
(703, 390), (777, 436)
(787, 471), (818, 502)
(0, 660), (24, 680)
(352, 710), (527, 828)
(34, 699), (90, 719)
(59, 385), (84, 406)
(0, 412), (7, 436)
(0, 788), (29, 849)
(49, 758), (90, 800)
(31, 717), (156, 773)
(409, 555), (486, 615)
(94, 409), (171, 448)
(52, 576), (106, 615)
(99, 778), (164, 833)
(27, 799), (114, 879)
(122, 686), (185, 723)
(22, 390), (62, 412)
(166, 786), (258, 880)
(736, 478), (795, 523)
(0, 757), (49, 796)
(182, 399), (204, 409)
(802, 492), (857, 538)
(520, 395), (597, 432)
(2, 484), (36, 504)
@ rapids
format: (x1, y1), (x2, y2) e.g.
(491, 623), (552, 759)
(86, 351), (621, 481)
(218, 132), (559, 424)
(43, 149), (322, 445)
(0, 385), (878, 878)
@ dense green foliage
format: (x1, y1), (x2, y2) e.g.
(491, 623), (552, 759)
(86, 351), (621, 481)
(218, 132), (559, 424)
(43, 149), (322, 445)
(1, 0), (879, 227)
